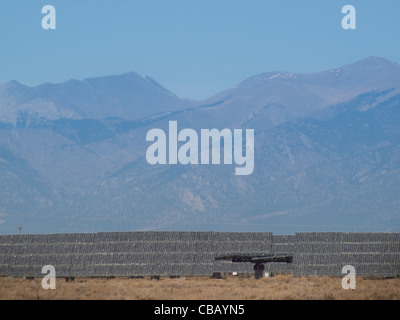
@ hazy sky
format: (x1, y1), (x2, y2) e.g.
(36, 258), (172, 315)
(1, 0), (399, 100)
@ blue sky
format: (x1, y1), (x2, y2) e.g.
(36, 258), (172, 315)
(1, 0), (399, 100)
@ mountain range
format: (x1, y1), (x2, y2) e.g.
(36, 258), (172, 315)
(0, 56), (399, 234)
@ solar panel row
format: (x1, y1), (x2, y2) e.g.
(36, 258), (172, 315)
(0, 232), (399, 277)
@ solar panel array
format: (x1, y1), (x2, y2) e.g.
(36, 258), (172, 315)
(0, 231), (273, 277)
(270, 233), (400, 277)
(0, 231), (399, 278)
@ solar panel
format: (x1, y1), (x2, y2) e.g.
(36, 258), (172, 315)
(0, 232), (398, 277)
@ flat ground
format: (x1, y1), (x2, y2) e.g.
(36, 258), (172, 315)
(0, 275), (399, 300)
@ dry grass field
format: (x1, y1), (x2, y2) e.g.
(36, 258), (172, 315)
(0, 275), (399, 300)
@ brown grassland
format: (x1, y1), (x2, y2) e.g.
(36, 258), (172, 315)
(0, 275), (399, 300)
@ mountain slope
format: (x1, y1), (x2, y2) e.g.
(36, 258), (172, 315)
(0, 72), (194, 125)
(0, 57), (400, 234)
(189, 56), (400, 129)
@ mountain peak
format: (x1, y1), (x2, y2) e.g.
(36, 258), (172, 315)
(0, 80), (26, 90)
(359, 55), (398, 65)
(343, 56), (400, 70)
(0, 71), (193, 123)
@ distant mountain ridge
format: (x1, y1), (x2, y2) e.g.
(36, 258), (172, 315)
(0, 56), (399, 234)
(0, 71), (194, 125)
(195, 56), (400, 128)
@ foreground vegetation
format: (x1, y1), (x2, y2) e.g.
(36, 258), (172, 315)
(1, 275), (399, 300)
